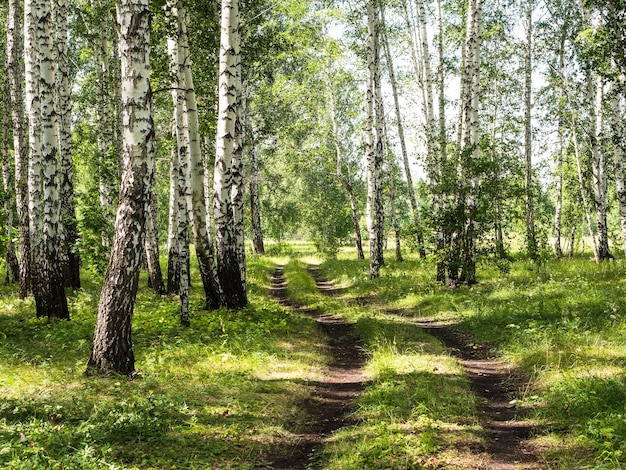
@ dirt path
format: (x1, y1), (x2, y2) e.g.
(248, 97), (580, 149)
(267, 266), (365, 470)
(409, 317), (541, 469)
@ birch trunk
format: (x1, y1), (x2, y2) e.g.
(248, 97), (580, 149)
(246, 106), (265, 255)
(8, 0), (31, 297)
(88, 0), (155, 375)
(553, 33), (566, 259)
(2, 72), (19, 284)
(167, 138), (180, 294)
(588, 77), (612, 260)
(459, 0), (482, 285)
(214, 0), (247, 308)
(435, 0), (447, 281)
(144, 172), (165, 295)
(611, 94), (626, 257)
(572, 120), (599, 263)
(232, 80), (246, 292)
(177, 0), (223, 309)
(380, 9), (425, 258)
(366, 0), (385, 279)
(26, 0), (69, 319)
(167, 18), (191, 325)
(92, 0), (117, 253)
(524, 0), (538, 260)
(56, 0), (80, 289)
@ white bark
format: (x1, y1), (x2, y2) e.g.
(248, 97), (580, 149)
(366, 0), (384, 279)
(524, 0), (537, 260)
(458, 0), (482, 285)
(380, 7), (425, 258)
(6, 0), (29, 292)
(92, 0), (117, 252)
(55, 0), (80, 288)
(167, 22), (191, 325)
(176, 0), (223, 309)
(214, 0), (246, 308)
(611, 94), (626, 257)
(89, 0), (155, 375)
(588, 76), (612, 259)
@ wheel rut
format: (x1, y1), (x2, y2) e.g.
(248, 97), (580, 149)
(409, 317), (542, 469)
(266, 266), (365, 470)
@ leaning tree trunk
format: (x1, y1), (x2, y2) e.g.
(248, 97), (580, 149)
(88, 0), (154, 375)
(524, 0), (538, 261)
(214, 0), (247, 309)
(380, 9), (425, 258)
(174, 0), (223, 309)
(328, 73), (364, 260)
(56, 0), (81, 289)
(366, 0), (385, 279)
(7, 0), (31, 297)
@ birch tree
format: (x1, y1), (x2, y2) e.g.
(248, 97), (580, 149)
(91, 0), (118, 253)
(524, 0), (538, 260)
(366, 0), (385, 279)
(56, 0), (80, 289)
(214, 0), (247, 308)
(327, 64), (364, 260)
(25, 0), (69, 319)
(2, 27), (19, 284)
(167, 6), (191, 324)
(611, 94), (626, 256)
(380, 7), (425, 258)
(7, 0), (31, 297)
(88, 0), (155, 375)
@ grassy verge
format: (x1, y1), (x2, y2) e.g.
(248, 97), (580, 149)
(318, 248), (626, 469)
(0, 255), (326, 469)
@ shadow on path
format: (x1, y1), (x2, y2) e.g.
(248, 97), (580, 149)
(408, 316), (542, 470)
(264, 266), (365, 470)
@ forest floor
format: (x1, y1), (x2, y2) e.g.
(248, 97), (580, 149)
(270, 264), (542, 469)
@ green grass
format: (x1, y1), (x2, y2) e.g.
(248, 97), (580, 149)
(3, 245), (626, 468)
(0, 254), (326, 469)
(317, 249), (626, 468)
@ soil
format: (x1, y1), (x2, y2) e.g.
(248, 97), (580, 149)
(266, 266), (365, 470)
(266, 266), (542, 469)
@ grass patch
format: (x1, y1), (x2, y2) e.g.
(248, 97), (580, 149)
(4, 244), (626, 468)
